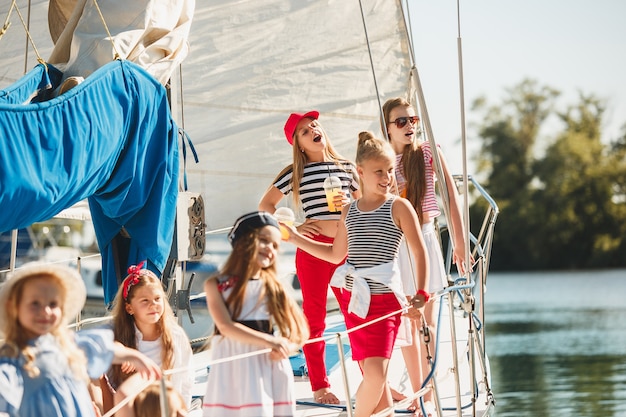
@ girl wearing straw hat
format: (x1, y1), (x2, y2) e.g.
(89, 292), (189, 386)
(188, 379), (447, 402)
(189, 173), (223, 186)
(0, 263), (161, 417)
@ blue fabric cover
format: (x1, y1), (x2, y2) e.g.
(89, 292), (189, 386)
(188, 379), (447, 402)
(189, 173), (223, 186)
(0, 60), (179, 304)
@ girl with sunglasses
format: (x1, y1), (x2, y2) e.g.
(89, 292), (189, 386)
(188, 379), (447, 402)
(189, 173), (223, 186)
(382, 97), (473, 415)
(259, 110), (360, 405)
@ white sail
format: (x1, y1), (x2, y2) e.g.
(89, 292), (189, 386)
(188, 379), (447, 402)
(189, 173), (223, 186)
(168, 0), (414, 228)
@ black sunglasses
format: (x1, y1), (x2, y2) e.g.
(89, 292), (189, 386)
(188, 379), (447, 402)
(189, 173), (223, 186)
(389, 116), (420, 129)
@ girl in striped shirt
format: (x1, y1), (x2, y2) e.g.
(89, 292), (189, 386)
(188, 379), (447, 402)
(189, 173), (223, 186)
(285, 131), (429, 417)
(259, 110), (360, 405)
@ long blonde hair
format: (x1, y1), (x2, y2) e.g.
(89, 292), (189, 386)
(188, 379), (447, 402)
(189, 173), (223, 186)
(382, 97), (426, 223)
(288, 118), (349, 208)
(109, 269), (177, 387)
(213, 228), (309, 345)
(0, 273), (88, 381)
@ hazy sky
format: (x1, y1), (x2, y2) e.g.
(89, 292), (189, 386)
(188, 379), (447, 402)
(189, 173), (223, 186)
(407, 0), (626, 172)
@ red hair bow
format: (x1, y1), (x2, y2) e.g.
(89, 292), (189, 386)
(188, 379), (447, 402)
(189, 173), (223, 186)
(122, 261), (146, 300)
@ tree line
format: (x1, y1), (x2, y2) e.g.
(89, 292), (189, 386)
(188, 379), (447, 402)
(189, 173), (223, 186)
(468, 79), (626, 270)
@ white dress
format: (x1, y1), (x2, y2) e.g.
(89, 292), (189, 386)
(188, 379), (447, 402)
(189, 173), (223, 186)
(202, 277), (295, 417)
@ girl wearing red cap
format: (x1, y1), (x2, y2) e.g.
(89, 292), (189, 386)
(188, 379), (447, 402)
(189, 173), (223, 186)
(259, 111), (360, 404)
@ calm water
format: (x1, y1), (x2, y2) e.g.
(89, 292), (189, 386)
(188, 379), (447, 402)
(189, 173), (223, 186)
(484, 269), (626, 417)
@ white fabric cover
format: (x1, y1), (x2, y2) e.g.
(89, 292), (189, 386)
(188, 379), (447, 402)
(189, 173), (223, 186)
(48, 0), (195, 84)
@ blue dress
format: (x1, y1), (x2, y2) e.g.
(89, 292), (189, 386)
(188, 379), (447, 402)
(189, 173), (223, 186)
(0, 329), (115, 417)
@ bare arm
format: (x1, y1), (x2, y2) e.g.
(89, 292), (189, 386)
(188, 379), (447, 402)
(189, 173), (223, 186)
(438, 148), (473, 274)
(393, 198), (430, 303)
(258, 185), (284, 214)
(204, 278), (292, 359)
(286, 207), (348, 264)
(112, 342), (161, 380)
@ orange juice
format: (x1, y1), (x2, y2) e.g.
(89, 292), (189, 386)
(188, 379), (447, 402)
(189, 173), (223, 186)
(323, 176), (342, 212)
(274, 207), (295, 240)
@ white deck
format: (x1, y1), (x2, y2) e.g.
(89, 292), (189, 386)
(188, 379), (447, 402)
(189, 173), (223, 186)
(190, 296), (495, 417)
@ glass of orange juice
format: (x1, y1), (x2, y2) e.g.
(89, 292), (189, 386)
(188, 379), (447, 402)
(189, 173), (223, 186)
(323, 176), (342, 212)
(274, 207), (295, 240)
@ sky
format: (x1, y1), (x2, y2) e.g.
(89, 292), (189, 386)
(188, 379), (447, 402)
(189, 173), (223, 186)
(406, 0), (626, 172)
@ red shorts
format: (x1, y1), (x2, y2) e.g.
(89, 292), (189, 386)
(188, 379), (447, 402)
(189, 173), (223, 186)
(340, 290), (402, 361)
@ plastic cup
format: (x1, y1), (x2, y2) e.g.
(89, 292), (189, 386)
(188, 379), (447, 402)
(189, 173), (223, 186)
(324, 176), (342, 212)
(274, 207), (295, 240)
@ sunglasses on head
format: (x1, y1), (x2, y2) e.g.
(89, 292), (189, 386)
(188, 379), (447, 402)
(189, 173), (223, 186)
(389, 116), (420, 129)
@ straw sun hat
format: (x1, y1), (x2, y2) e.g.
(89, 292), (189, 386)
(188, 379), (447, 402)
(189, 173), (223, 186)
(0, 262), (87, 331)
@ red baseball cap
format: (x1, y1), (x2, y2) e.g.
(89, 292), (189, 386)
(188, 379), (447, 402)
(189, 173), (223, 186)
(283, 110), (319, 145)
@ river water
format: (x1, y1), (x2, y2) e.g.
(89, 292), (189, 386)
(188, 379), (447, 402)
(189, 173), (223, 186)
(484, 269), (626, 417)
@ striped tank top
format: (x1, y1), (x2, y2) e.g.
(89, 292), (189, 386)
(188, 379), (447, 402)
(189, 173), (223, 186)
(344, 197), (403, 294)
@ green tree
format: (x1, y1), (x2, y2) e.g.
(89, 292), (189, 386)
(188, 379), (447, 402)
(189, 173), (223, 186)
(532, 94), (612, 268)
(470, 82), (626, 270)
(471, 79), (558, 269)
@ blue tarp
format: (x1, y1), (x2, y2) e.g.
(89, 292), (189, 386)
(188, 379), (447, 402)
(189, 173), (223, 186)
(0, 60), (179, 304)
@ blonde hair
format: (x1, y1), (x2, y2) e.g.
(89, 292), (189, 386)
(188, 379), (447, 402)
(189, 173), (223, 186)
(109, 269), (177, 387)
(133, 381), (187, 417)
(382, 97), (427, 223)
(212, 227), (309, 345)
(288, 118), (349, 208)
(0, 273), (88, 381)
(356, 131), (396, 166)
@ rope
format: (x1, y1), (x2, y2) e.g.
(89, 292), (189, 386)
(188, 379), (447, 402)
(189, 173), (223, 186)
(8, 0), (46, 67)
(0, 0), (15, 40)
(357, 0), (385, 132)
(101, 377), (156, 417)
(189, 305), (408, 371)
(91, 0), (122, 60)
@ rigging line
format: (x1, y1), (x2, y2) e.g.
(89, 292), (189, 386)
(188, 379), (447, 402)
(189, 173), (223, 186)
(410, 67), (455, 257)
(12, 0), (46, 72)
(91, 0), (122, 60)
(357, 0), (384, 136)
(397, 0), (417, 123)
(102, 377), (156, 417)
(401, 2), (457, 265)
(0, 0), (15, 40)
(455, 0), (472, 281)
(399, 0), (416, 68)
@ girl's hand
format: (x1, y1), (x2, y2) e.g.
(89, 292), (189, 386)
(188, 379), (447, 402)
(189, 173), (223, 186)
(404, 305), (422, 320)
(120, 361), (135, 374)
(268, 337), (291, 361)
(128, 353), (161, 380)
(409, 292), (428, 309)
(452, 247), (475, 276)
(297, 219), (322, 238)
(113, 342), (161, 380)
(332, 190), (350, 210)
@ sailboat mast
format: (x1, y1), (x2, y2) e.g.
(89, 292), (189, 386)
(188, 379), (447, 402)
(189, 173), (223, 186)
(455, 0), (472, 279)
